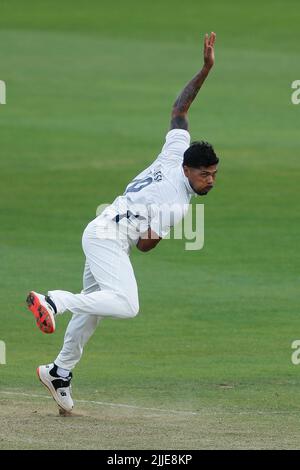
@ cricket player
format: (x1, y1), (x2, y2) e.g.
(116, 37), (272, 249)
(26, 32), (219, 413)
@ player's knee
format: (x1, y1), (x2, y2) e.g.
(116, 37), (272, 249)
(117, 292), (139, 318)
(130, 300), (139, 317)
(124, 297), (139, 318)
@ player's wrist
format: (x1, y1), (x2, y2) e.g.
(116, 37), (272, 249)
(202, 63), (212, 74)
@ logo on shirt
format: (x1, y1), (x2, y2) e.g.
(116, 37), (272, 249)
(153, 169), (162, 182)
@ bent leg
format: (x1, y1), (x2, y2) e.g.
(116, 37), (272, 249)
(49, 227), (139, 320)
(54, 312), (101, 370)
(54, 261), (102, 370)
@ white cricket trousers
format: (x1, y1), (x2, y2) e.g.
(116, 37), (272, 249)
(49, 215), (139, 370)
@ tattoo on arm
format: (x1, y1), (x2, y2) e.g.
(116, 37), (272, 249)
(170, 114), (188, 130)
(170, 67), (210, 130)
(173, 76), (203, 114)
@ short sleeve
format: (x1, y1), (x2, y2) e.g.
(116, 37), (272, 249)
(157, 129), (191, 166)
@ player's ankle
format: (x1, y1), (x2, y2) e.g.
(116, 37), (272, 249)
(45, 295), (57, 314)
(51, 363), (71, 378)
(56, 365), (71, 378)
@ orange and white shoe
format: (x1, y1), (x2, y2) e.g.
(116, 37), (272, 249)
(26, 291), (57, 334)
(37, 363), (74, 413)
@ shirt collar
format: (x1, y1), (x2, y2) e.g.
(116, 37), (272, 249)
(181, 166), (197, 195)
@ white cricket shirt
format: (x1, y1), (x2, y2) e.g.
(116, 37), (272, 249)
(102, 129), (196, 248)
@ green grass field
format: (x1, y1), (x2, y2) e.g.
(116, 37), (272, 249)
(0, 0), (300, 449)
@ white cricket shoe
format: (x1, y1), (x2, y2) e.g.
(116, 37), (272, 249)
(37, 363), (74, 413)
(26, 291), (57, 334)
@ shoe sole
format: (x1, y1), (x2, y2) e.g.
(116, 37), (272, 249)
(26, 291), (55, 334)
(37, 367), (73, 414)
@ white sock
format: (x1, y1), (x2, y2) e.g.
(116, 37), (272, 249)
(56, 366), (70, 378)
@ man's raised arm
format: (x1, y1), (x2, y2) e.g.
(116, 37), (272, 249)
(170, 32), (216, 131)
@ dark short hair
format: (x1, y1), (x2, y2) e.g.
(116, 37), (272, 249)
(183, 141), (219, 168)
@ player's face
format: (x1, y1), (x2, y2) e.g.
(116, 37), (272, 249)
(183, 164), (218, 196)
